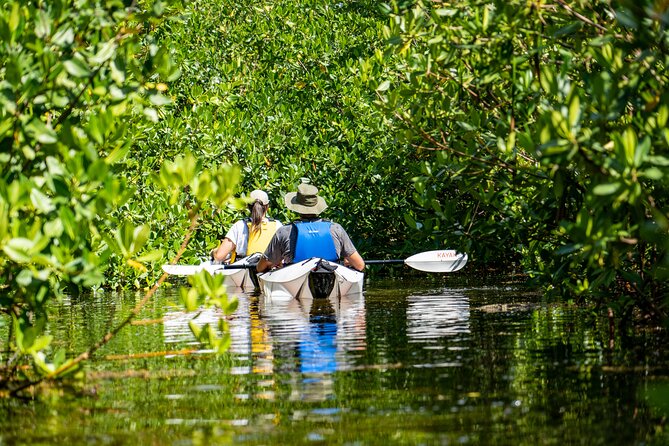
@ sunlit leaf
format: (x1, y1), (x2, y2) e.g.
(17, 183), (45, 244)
(135, 249), (164, 263)
(592, 182), (621, 196)
(63, 58), (91, 77)
(30, 189), (56, 214)
(376, 80), (390, 92)
(91, 39), (117, 64)
(3, 238), (35, 263)
(127, 258), (148, 272)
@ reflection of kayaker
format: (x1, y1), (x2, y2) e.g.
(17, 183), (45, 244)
(300, 298), (338, 374)
(259, 292), (366, 375)
(249, 297), (273, 375)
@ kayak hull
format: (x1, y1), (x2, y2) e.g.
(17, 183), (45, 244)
(258, 258), (364, 301)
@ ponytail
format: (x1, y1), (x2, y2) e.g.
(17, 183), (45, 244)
(248, 200), (267, 234)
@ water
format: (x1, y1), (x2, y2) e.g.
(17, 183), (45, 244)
(1, 278), (668, 445)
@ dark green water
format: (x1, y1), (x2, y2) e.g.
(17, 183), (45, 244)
(1, 278), (668, 445)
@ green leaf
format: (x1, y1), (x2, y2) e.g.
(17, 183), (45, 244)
(64, 58), (91, 77)
(30, 189), (56, 214)
(15, 269), (34, 287)
(52, 26), (74, 46)
(376, 80), (390, 92)
(622, 128), (637, 166)
(87, 114), (104, 144)
(434, 9), (457, 17)
(91, 39), (117, 65)
(135, 249), (164, 263)
(592, 182), (621, 196)
(553, 21), (582, 37)
(111, 57), (126, 83)
(616, 8), (638, 29)
(27, 335), (53, 354)
(568, 92), (580, 128)
(43, 219), (64, 238)
(148, 92), (172, 106)
(633, 136), (650, 167)
(3, 238), (35, 263)
(60, 206), (77, 240)
(35, 10), (51, 39)
(647, 155), (669, 167)
(657, 105), (668, 128)
(143, 107), (159, 122)
(132, 224), (150, 254)
(639, 167), (663, 180)
(27, 119), (57, 144)
(182, 288), (199, 312)
(105, 144), (131, 164)
(8, 2), (20, 35)
(0, 117), (13, 136)
(556, 243), (583, 256)
(540, 66), (556, 94)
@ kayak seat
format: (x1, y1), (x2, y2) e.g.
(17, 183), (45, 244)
(308, 260), (338, 299)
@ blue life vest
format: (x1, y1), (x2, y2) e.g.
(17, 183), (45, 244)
(293, 221), (338, 262)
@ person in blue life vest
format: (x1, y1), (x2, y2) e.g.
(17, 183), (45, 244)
(210, 189), (283, 264)
(256, 182), (365, 272)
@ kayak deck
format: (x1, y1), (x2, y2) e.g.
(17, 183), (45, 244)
(258, 258), (364, 301)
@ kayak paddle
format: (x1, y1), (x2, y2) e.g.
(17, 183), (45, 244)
(365, 250), (468, 273)
(162, 250), (467, 276)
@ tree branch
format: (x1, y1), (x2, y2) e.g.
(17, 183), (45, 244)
(9, 207), (202, 396)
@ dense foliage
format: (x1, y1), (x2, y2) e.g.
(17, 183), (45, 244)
(127, 0), (420, 269)
(0, 0), (238, 387)
(374, 0), (669, 320)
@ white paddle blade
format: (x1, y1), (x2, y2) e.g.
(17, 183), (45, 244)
(404, 250), (468, 273)
(161, 263), (226, 276)
(162, 256), (258, 276)
(162, 264), (201, 275)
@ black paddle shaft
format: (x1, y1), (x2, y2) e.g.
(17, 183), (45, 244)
(215, 264), (257, 270)
(364, 259), (405, 265)
(221, 259), (405, 269)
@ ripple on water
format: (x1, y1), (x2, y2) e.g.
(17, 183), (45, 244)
(406, 291), (471, 343)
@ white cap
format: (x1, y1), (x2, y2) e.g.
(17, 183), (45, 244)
(250, 189), (269, 205)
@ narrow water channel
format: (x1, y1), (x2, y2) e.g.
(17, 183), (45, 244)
(1, 278), (668, 445)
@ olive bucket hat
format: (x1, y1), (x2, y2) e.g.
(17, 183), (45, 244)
(284, 183), (328, 215)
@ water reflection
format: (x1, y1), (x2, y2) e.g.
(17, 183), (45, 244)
(258, 293), (366, 374)
(162, 290), (367, 379)
(254, 293), (366, 402)
(4, 281), (668, 446)
(406, 289), (470, 342)
(162, 289), (252, 356)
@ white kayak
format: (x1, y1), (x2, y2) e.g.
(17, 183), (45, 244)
(162, 249), (467, 299)
(258, 258), (364, 301)
(161, 255), (260, 290)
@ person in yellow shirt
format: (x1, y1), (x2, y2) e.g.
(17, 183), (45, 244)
(210, 190), (283, 264)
